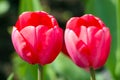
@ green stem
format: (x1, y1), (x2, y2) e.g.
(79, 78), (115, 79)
(38, 65), (43, 80)
(90, 67), (96, 80)
(116, 0), (120, 79)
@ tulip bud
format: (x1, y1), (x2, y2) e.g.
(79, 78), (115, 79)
(65, 14), (111, 69)
(12, 11), (63, 65)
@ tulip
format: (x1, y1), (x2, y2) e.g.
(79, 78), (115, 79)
(12, 11), (63, 65)
(65, 14), (111, 70)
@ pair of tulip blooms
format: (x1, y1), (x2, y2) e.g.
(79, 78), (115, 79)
(12, 11), (111, 70)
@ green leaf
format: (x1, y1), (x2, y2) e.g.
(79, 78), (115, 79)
(48, 53), (90, 80)
(85, 0), (116, 79)
(19, 0), (42, 14)
(7, 73), (14, 80)
(0, 0), (10, 15)
(12, 54), (38, 80)
(12, 53), (90, 80)
(115, 0), (120, 79)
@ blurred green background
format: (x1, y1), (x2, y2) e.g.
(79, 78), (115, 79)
(0, 0), (118, 80)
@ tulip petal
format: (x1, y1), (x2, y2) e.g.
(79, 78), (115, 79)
(81, 14), (105, 28)
(20, 26), (36, 51)
(95, 27), (111, 68)
(66, 17), (81, 36)
(44, 27), (63, 64)
(16, 11), (54, 31)
(36, 25), (63, 65)
(87, 26), (99, 45)
(66, 17), (79, 29)
(12, 27), (36, 64)
(36, 25), (50, 64)
(20, 26), (40, 63)
(87, 26), (104, 66)
(93, 29), (105, 68)
(79, 26), (88, 45)
(103, 27), (111, 56)
(15, 12), (33, 31)
(29, 12), (53, 28)
(65, 29), (89, 68)
(12, 27), (24, 58)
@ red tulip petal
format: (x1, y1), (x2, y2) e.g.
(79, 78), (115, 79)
(95, 27), (111, 68)
(66, 17), (81, 36)
(76, 40), (90, 67)
(81, 14), (105, 29)
(12, 27), (36, 64)
(16, 11), (56, 31)
(15, 12), (33, 31)
(79, 26), (88, 45)
(28, 12), (52, 28)
(66, 17), (79, 29)
(93, 29), (105, 68)
(87, 27), (104, 68)
(20, 26), (37, 50)
(65, 29), (89, 68)
(103, 27), (111, 56)
(43, 27), (63, 64)
(36, 25), (63, 65)
(87, 26), (99, 45)
(12, 27), (24, 58)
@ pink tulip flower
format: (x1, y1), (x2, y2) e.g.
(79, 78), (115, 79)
(12, 11), (63, 65)
(65, 14), (111, 69)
